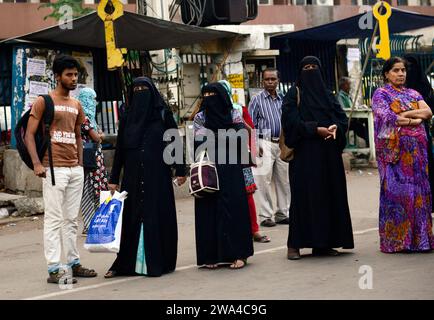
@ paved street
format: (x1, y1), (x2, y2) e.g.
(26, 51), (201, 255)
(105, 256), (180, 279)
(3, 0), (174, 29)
(1, 169), (433, 300)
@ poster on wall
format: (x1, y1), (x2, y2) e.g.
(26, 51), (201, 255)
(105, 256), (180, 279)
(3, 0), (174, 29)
(23, 48), (58, 113)
(223, 52), (246, 106)
(23, 48), (94, 112)
(29, 81), (49, 98)
(71, 51), (94, 98)
(26, 58), (47, 77)
(346, 47), (363, 107)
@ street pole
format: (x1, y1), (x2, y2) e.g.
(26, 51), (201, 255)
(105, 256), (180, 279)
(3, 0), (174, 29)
(160, 0), (170, 105)
(160, 0), (165, 20)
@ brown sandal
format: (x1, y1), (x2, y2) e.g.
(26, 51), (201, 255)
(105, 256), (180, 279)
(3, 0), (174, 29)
(72, 264), (98, 277)
(253, 234), (271, 243)
(47, 270), (77, 284)
(229, 259), (247, 270)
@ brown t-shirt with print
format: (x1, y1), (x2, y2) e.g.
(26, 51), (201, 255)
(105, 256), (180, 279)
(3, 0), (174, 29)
(30, 93), (85, 167)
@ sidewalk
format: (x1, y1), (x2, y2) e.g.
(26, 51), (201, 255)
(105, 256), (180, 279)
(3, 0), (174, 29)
(1, 170), (433, 300)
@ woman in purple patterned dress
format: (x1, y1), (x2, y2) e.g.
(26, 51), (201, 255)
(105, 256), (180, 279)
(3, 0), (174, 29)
(372, 56), (434, 253)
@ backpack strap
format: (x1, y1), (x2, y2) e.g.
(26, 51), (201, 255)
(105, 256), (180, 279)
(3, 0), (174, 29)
(40, 95), (55, 186)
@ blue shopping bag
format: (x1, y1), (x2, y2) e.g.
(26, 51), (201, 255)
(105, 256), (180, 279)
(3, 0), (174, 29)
(84, 191), (128, 253)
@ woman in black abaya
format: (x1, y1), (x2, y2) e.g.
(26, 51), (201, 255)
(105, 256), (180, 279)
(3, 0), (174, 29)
(404, 55), (434, 110)
(404, 54), (434, 211)
(193, 82), (254, 269)
(281, 56), (354, 260)
(105, 77), (186, 277)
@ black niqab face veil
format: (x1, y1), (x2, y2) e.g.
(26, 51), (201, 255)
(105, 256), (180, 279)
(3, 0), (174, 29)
(297, 56), (335, 125)
(201, 83), (233, 131)
(123, 77), (167, 149)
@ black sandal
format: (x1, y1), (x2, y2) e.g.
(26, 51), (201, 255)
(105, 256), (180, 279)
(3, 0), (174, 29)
(205, 265), (219, 269)
(312, 248), (340, 256)
(104, 270), (117, 278)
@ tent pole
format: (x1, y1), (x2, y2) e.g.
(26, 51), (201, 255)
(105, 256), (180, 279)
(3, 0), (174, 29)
(334, 54), (339, 94)
(164, 49), (170, 105)
(118, 67), (128, 107)
(425, 60), (434, 75)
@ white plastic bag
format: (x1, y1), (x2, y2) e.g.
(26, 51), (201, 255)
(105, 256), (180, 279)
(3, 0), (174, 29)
(84, 191), (128, 253)
(0, 208), (9, 219)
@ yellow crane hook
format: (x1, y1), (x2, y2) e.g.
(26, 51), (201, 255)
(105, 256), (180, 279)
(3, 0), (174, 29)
(97, 0), (127, 70)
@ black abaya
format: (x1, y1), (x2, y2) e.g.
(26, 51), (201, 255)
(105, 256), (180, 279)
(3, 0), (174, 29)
(194, 136), (254, 265)
(193, 83), (253, 266)
(109, 78), (185, 277)
(282, 59), (354, 250)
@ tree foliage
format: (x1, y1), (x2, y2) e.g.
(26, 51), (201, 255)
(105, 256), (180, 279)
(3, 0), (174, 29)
(38, 0), (94, 21)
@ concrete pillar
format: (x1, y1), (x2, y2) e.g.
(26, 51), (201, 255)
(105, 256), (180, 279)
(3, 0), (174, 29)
(148, 0), (170, 19)
(3, 149), (42, 196)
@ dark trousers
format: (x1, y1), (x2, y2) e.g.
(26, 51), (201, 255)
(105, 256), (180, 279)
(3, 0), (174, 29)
(349, 119), (369, 147)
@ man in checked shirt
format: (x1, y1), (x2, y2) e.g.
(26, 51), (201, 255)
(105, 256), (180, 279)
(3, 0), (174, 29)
(248, 68), (290, 228)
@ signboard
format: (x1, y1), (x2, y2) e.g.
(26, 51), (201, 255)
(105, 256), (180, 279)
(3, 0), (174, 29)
(228, 74), (244, 89)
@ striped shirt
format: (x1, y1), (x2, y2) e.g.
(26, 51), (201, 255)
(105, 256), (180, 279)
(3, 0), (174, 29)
(248, 90), (283, 138)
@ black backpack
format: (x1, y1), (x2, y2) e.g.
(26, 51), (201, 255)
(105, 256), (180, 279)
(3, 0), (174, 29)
(14, 95), (55, 185)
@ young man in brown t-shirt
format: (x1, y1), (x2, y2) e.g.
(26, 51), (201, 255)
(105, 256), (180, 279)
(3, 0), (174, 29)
(25, 55), (98, 284)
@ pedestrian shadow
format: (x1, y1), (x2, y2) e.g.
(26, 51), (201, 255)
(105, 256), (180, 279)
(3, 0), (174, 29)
(295, 251), (355, 260)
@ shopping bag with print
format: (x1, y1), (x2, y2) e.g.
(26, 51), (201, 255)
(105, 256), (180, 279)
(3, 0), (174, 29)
(84, 191), (128, 253)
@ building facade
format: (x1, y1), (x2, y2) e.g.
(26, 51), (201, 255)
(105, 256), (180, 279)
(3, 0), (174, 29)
(0, 1), (137, 40)
(249, 0), (434, 29)
(2, 0), (433, 40)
